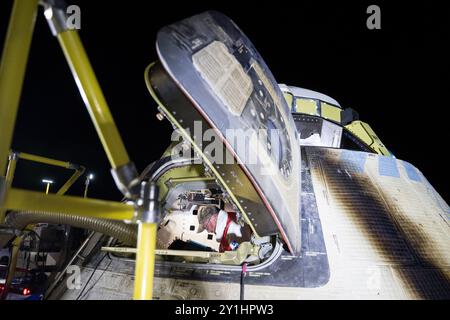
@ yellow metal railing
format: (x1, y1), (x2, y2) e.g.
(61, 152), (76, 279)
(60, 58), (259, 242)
(4, 188), (134, 220)
(0, 149), (86, 299)
(56, 30), (130, 169)
(133, 223), (157, 299)
(0, 0), (39, 175)
(1, 150), (86, 220)
(0, 0), (156, 300)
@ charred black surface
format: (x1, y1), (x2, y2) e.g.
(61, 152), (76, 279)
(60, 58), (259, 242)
(316, 150), (450, 299)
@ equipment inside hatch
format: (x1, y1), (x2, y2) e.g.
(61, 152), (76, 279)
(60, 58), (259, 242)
(154, 183), (277, 266)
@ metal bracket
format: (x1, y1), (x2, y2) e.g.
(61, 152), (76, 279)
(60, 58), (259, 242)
(8, 151), (19, 162)
(40, 0), (70, 36)
(134, 182), (161, 224)
(111, 162), (140, 199)
(68, 162), (83, 171)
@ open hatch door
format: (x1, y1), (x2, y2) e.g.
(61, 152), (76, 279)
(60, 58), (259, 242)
(145, 11), (301, 254)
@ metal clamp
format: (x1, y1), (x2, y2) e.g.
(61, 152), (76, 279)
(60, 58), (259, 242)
(8, 151), (19, 162)
(111, 162), (140, 199)
(134, 182), (161, 224)
(41, 0), (70, 36)
(68, 162), (83, 171)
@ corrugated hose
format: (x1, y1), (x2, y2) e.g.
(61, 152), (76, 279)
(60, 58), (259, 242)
(4, 211), (137, 245)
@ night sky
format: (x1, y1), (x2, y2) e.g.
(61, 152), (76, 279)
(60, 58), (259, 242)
(1, 1), (449, 202)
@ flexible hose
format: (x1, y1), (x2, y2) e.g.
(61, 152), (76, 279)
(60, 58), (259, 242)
(5, 211), (137, 245)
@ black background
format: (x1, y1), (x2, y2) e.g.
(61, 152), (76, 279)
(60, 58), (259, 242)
(1, 1), (449, 201)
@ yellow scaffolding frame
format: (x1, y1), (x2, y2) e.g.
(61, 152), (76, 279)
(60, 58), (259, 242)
(0, 0), (156, 300)
(0, 150), (85, 299)
(1, 150), (86, 220)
